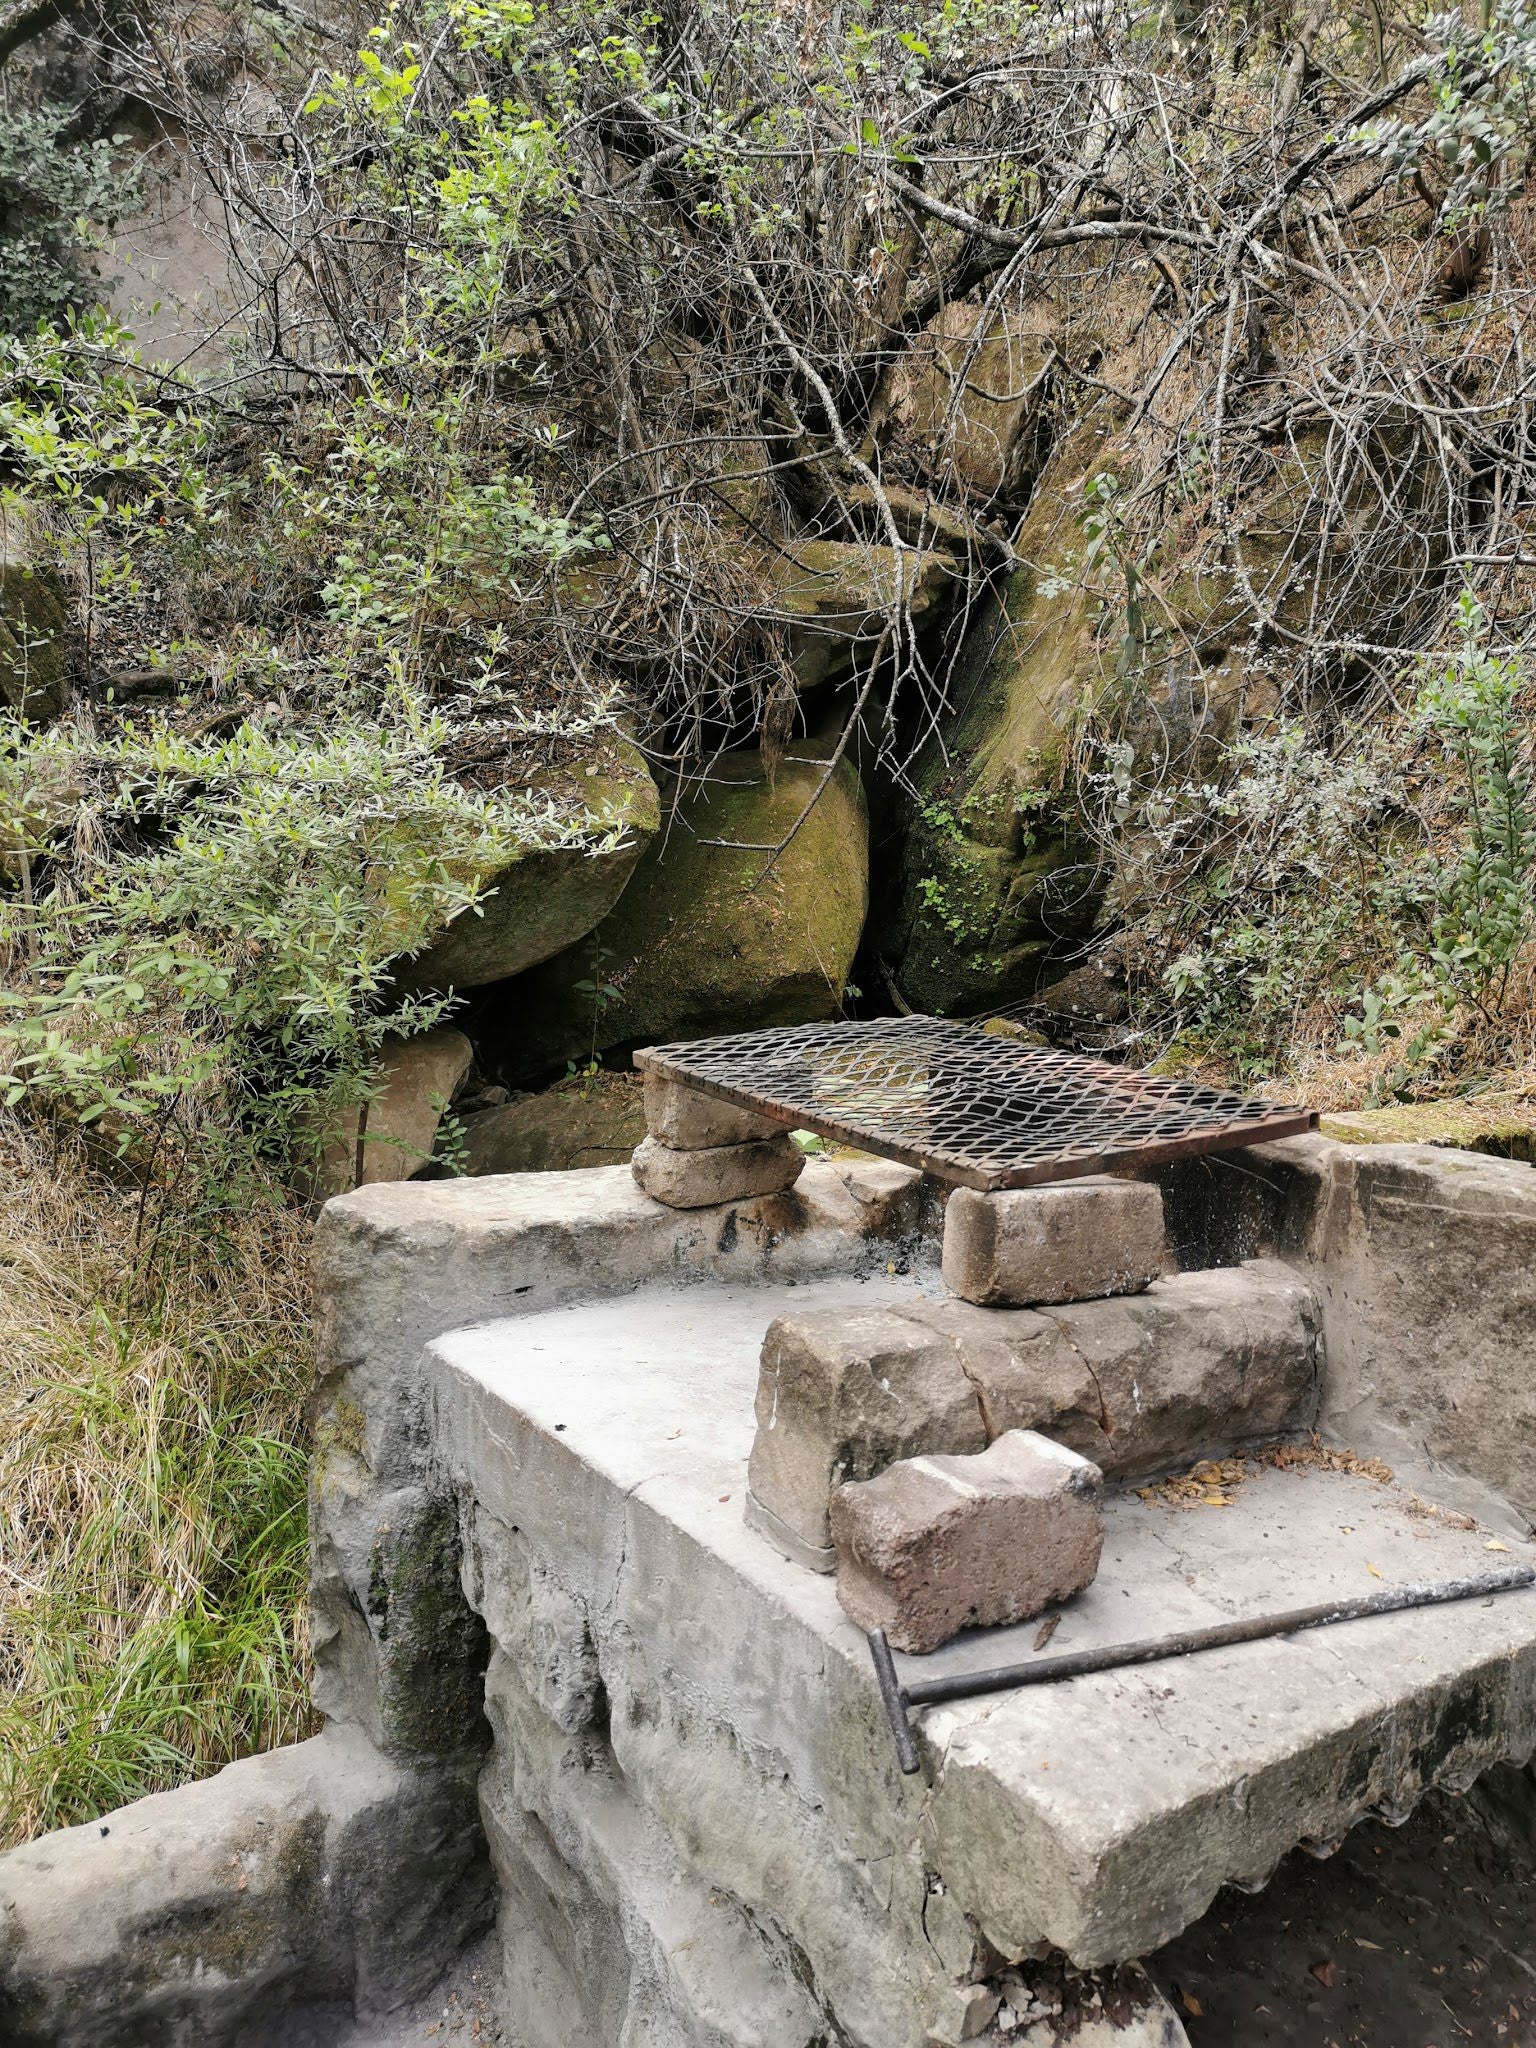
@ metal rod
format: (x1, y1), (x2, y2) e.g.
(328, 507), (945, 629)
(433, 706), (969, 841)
(869, 1566), (1535, 1775)
(868, 1627), (921, 1775)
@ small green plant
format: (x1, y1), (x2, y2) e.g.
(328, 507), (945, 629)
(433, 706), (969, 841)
(916, 871), (966, 940)
(0, 105), (134, 335)
(571, 934), (622, 1068)
(1346, 598), (1535, 1084)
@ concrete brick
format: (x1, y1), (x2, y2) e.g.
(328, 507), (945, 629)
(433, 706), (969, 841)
(941, 1178), (1167, 1307)
(641, 1070), (780, 1149)
(746, 1306), (984, 1570)
(631, 1130), (804, 1208)
(830, 1430), (1103, 1652)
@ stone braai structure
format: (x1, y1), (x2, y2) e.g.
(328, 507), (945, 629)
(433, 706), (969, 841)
(4, 1039), (1536, 2048)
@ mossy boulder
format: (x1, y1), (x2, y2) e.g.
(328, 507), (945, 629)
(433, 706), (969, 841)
(501, 750), (868, 1080)
(403, 734), (660, 992)
(0, 561), (68, 722)
(459, 1071), (645, 1175)
(885, 303), (1052, 502)
(887, 421), (1113, 1014)
(764, 539), (956, 689)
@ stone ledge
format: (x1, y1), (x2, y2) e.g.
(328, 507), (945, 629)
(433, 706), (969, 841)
(426, 1276), (1536, 1987)
(0, 1731), (490, 2048)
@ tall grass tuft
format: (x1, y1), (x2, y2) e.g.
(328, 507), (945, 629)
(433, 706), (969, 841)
(0, 1118), (316, 1848)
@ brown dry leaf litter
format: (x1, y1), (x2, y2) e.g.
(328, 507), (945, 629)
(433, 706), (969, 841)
(1137, 1438), (1394, 1512)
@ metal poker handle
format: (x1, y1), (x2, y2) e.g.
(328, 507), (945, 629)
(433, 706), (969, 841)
(868, 1565), (1536, 1777)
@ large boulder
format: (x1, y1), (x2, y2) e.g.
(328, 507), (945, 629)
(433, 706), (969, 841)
(500, 750), (868, 1081)
(761, 540), (956, 689)
(883, 303), (1052, 504)
(402, 733), (660, 992)
(459, 1071), (646, 1175)
(886, 418), (1113, 1015)
(0, 560), (68, 723)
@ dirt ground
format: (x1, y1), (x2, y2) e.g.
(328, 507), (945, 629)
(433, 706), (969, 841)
(1156, 1790), (1536, 2047)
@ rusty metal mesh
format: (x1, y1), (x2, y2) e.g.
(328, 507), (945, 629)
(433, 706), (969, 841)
(635, 1017), (1315, 1190)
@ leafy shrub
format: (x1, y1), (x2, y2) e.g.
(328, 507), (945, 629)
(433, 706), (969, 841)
(1118, 601), (1534, 1094)
(0, 104), (132, 335)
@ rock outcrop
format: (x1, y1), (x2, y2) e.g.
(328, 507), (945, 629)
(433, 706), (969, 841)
(403, 734), (660, 992)
(502, 749), (868, 1080)
(0, 560), (68, 723)
(458, 1072), (646, 1175)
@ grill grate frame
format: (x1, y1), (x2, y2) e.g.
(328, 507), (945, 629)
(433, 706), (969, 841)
(634, 1016), (1316, 1191)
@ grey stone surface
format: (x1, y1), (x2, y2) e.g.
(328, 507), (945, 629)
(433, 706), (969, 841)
(426, 1276), (1536, 2020)
(916, 1260), (1322, 1477)
(831, 1430), (1103, 1652)
(631, 1128), (805, 1207)
(1154, 1134), (1536, 1531)
(942, 1178), (1167, 1308)
(747, 1300), (984, 1567)
(308, 1158), (938, 2003)
(641, 1070), (780, 1148)
(0, 1731), (490, 2048)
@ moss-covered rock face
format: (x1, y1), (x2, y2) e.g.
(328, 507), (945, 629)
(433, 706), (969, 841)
(460, 1070), (645, 1174)
(1320, 1096), (1536, 1165)
(763, 539), (956, 689)
(0, 562), (68, 723)
(403, 734), (660, 992)
(888, 420), (1113, 1014)
(884, 303), (1052, 502)
(501, 750), (868, 1080)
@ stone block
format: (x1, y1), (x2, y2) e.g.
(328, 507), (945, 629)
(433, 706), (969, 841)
(830, 1430), (1103, 1652)
(306, 1025), (473, 1197)
(908, 1261), (1321, 1477)
(631, 1130), (804, 1209)
(746, 1308), (985, 1570)
(641, 1069), (780, 1148)
(941, 1177), (1166, 1307)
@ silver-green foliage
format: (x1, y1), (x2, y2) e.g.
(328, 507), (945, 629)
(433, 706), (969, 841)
(1140, 601), (1534, 1087)
(0, 104), (130, 334)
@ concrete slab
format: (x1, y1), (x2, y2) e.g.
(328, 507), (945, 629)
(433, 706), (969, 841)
(428, 1275), (1536, 1984)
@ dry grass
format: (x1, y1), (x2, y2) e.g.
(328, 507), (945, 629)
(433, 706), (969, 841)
(0, 1118), (317, 1848)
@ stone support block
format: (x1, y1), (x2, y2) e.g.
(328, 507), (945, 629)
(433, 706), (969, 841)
(941, 1177), (1167, 1307)
(641, 1070), (780, 1149)
(631, 1130), (804, 1209)
(745, 1263), (1319, 1571)
(746, 1307), (985, 1570)
(830, 1430), (1103, 1652)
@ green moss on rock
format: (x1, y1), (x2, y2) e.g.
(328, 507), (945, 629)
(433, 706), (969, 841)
(503, 750), (868, 1080)
(403, 734), (660, 992)
(0, 562), (68, 723)
(1321, 1097), (1536, 1165)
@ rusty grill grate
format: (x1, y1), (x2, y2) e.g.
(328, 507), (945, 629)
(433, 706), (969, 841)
(635, 1016), (1316, 1191)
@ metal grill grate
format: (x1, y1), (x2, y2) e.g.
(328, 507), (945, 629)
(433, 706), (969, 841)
(634, 1016), (1316, 1191)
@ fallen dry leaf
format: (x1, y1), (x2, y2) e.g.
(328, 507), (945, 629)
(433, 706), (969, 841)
(1034, 1614), (1061, 1652)
(1311, 1960), (1336, 1988)
(1180, 1989), (1204, 2017)
(1486, 1539), (1511, 1552)
(1365, 1561), (1384, 1579)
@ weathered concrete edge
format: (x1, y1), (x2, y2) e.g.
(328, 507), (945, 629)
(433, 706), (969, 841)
(0, 1730), (490, 2048)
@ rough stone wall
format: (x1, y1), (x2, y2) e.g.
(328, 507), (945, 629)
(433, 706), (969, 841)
(308, 1159), (936, 2004)
(1157, 1134), (1536, 1531)
(0, 1731), (486, 2048)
